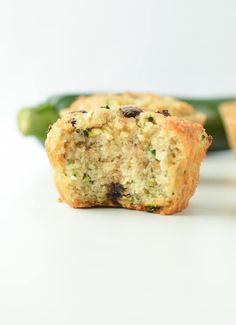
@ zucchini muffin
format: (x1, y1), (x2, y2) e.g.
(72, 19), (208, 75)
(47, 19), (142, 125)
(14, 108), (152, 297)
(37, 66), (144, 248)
(46, 105), (211, 215)
(219, 101), (236, 156)
(62, 92), (206, 125)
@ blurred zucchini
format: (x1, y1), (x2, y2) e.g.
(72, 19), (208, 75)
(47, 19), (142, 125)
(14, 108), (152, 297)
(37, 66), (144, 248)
(47, 94), (82, 111)
(17, 94), (235, 150)
(17, 103), (59, 144)
(17, 94), (87, 143)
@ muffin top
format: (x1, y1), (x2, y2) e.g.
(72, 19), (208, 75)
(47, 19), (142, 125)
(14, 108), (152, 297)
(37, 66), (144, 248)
(61, 92), (205, 124)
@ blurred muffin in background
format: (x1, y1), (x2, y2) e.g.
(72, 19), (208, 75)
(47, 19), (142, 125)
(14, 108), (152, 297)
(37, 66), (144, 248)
(62, 92), (206, 125)
(219, 101), (236, 156)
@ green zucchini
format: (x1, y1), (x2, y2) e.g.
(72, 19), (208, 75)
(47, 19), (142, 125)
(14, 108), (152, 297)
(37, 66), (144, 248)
(17, 94), (88, 144)
(17, 93), (234, 150)
(47, 94), (85, 111)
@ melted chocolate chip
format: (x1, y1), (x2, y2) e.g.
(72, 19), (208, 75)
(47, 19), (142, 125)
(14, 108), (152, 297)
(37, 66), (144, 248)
(69, 118), (77, 127)
(107, 182), (125, 205)
(156, 109), (171, 117)
(121, 106), (143, 118)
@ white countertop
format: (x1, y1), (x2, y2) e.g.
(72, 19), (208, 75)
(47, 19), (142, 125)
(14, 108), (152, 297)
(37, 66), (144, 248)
(1, 121), (236, 325)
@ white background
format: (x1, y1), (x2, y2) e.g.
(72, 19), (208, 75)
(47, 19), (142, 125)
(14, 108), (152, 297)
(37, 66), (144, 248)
(1, 0), (236, 324)
(1, 0), (236, 111)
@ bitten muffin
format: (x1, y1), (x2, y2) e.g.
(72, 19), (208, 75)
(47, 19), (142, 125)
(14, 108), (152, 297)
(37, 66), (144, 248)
(46, 106), (211, 215)
(61, 92), (206, 125)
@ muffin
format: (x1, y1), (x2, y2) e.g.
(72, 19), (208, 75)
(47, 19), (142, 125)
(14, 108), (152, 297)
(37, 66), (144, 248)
(219, 101), (236, 156)
(46, 105), (211, 215)
(61, 92), (206, 125)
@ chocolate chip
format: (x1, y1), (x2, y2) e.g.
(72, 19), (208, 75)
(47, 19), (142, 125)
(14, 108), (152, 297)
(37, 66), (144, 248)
(68, 110), (87, 114)
(121, 106), (143, 118)
(156, 109), (171, 117)
(69, 118), (77, 127)
(145, 205), (160, 213)
(107, 182), (125, 205)
(82, 129), (89, 137)
(100, 105), (110, 109)
(147, 116), (154, 122)
(145, 205), (156, 212)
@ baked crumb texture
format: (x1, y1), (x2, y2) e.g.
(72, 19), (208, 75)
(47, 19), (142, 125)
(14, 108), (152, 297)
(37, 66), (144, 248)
(46, 105), (211, 215)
